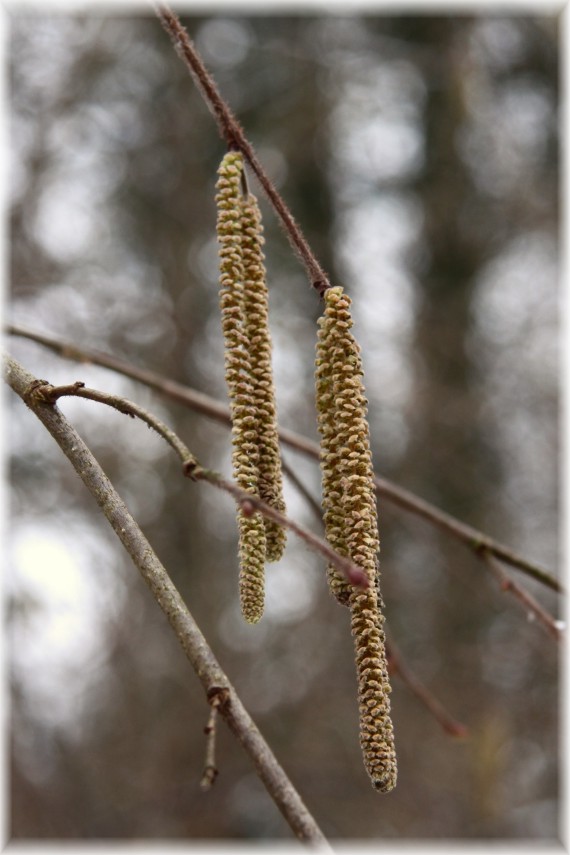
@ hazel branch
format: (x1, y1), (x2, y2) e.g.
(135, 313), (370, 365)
(155, 3), (330, 296)
(7, 325), (561, 594)
(5, 353), (330, 848)
(22, 375), (369, 592)
(146, 9), (560, 595)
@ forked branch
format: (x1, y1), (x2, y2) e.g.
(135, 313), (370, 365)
(5, 353), (329, 848)
(22, 374), (370, 591)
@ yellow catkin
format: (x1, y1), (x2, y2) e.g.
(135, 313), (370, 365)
(316, 286), (397, 792)
(240, 192), (287, 562)
(216, 151), (266, 623)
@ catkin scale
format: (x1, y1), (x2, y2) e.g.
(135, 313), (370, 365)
(315, 285), (397, 792)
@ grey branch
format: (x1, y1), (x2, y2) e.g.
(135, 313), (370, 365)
(5, 352), (330, 849)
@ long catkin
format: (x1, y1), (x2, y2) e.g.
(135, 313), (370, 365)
(240, 192), (287, 562)
(316, 286), (397, 792)
(216, 151), (266, 623)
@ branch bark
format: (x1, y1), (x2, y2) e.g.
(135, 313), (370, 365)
(8, 323), (561, 594)
(5, 352), (330, 848)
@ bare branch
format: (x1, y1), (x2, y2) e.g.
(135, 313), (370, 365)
(8, 324), (561, 594)
(5, 352), (330, 848)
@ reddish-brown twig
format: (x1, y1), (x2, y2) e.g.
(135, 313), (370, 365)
(386, 636), (468, 738)
(155, 3), (330, 297)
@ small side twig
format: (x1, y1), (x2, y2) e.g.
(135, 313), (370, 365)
(386, 636), (468, 738)
(482, 550), (563, 643)
(281, 457), (324, 522)
(200, 704), (219, 790)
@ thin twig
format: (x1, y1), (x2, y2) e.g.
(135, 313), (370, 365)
(5, 353), (330, 848)
(482, 549), (563, 642)
(8, 324), (561, 594)
(26, 377), (369, 591)
(155, 3), (330, 296)
(281, 456), (324, 522)
(386, 637), (468, 738)
(200, 692), (224, 791)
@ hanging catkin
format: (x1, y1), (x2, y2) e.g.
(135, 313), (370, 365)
(316, 286), (397, 792)
(216, 151), (266, 623)
(240, 192), (287, 562)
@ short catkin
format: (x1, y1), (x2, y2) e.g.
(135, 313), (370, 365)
(216, 151), (266, 623)
(240, 192), (287, 562)
(315, 286), (397, 792)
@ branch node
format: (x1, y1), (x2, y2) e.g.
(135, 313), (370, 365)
(182, 457), (200, 480)
(313, 279), (329, 298)
(24, 378), (56, 405)
(207, 685), (231, 711)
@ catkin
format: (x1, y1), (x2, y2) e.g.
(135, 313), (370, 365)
(216, 151), (266, 623)
(240, 192), (287, 562)
(316, 286), (397, 792)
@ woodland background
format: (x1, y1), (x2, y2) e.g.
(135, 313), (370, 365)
(8, 7), (560, 842)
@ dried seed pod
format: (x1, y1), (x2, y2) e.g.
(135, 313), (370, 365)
(316, 285), (397, 792)
(216, 151), (266, 623)
(240, 192), (287, 562)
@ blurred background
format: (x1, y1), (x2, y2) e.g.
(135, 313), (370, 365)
(8, 6), (560, 843)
